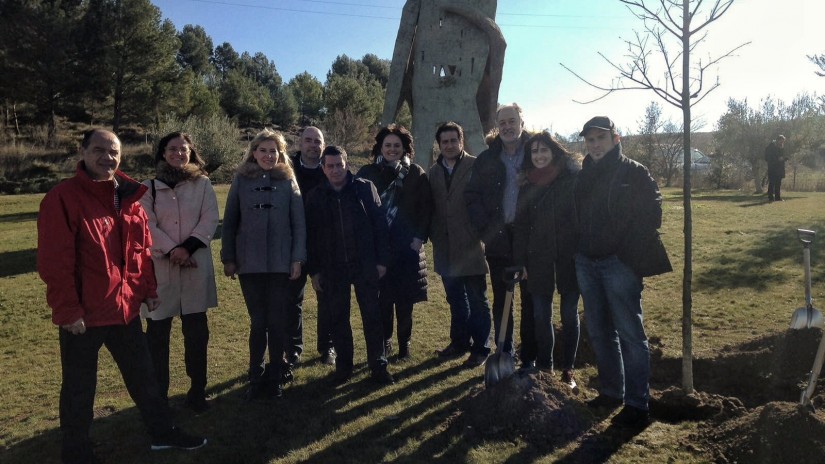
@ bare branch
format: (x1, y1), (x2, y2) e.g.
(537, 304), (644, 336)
(692, 0), (734, 35)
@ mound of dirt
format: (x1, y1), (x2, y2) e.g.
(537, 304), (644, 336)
(462, 370), (592, 450)
(651, 387), (746, 422)
(702, 401), (825, 463)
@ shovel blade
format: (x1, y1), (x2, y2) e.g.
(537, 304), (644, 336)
(484, 352), (515, 388)
(791, 306), (825, 329)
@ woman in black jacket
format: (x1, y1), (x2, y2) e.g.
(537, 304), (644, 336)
(513, 131), (581, 388)
(356, 124), (431, 360)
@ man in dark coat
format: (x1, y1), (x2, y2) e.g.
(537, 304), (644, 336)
(305, 146), (394, 386)
(574, 116), (672, 428)
(464, 103), (533, 365)
(765, 134), (787, 202)
(287, 126), (336, 366)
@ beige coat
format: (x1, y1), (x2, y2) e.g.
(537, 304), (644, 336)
(140, 174), (219, 318)
(429, 152), (489, 277)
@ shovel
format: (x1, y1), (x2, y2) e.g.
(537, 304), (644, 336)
(484, 266), (523, 388)
(790, 229), (822, 330)
(789, 229), (824, 410)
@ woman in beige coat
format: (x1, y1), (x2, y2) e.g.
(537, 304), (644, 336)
(140, 132), (219, 412)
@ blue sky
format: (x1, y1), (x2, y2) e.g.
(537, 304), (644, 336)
(153, 0), (825, 137)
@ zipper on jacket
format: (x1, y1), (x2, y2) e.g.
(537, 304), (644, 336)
(337, 198), (349, 264)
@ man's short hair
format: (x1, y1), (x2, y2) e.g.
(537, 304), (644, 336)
(321, 145), (347, 162)
(495, 103), (523, 122)
(81, 128), (113, 148)
(777, 134), (786, 141)
(435, 121), (464, 143)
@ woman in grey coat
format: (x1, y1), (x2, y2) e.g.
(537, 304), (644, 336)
(221, 129), (306, 400)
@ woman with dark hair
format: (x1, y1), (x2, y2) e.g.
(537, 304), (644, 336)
(140, 132), (219, 412)
(513, 130), (581, 389)
(221, 129), (306, 400)
(356, 124), (430, 360)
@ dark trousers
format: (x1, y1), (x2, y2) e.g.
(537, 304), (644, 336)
(767, 175), (783, 200)
(379, 297), (413, 350)
(145, 312), (209, 402)
(239, 273), (289, 384)
(286, 269), (334, 356)
(487, 256), (532, 356)
(322, 262), (388, 373)
(59, 318), (172, 463)
(441, 274), (492, 355)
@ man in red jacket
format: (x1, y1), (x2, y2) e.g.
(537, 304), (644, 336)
(38, 129), (206, 464)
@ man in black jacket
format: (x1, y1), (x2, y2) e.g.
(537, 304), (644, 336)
(305, 146), (394, 386)
(287, 126), (335, 367)
(464, 103), (533, 366)
(574, 116), (671, 428)
(764, 134), (786, 202)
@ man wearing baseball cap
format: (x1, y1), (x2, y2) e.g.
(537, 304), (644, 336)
(574, 116), (672, 427)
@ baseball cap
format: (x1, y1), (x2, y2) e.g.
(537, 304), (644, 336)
(579, 116), (615, 136)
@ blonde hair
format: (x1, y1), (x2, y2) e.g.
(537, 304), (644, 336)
(243, 129), (294, 172)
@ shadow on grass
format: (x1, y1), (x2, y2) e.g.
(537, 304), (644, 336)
(0, 211), (38, 223)
(694, 219), (825, 291)
(0, 249), (37, 277)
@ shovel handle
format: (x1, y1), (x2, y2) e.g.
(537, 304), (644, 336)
(798, 229), (816, 246)
(502, 266), (525, 289)
(801, 329), (825, 407)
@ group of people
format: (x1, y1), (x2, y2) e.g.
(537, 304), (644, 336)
(37, 105), (672, 463)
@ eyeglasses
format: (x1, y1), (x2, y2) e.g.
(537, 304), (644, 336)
(165, 146), (191, 154)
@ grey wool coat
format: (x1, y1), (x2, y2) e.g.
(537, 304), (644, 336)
(428, 152), (489, 277)
(140, 170), (219, 318)
(221, 161), (307, 274)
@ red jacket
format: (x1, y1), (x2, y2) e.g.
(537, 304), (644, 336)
(37, 162), (157, 327)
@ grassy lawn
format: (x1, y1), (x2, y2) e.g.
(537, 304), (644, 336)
(0, 186), (823, 463)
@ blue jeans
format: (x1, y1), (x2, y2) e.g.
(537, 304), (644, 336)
(576, 254), (650, 410)
(530, 290), (580, 371)
(441, 274), (492, 356)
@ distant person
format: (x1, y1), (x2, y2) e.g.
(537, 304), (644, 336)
(305, 146), (394, 386)
(428, 121), (492, 368)
(37, 129), (206, 464)
(356, 125), (430, 360)
(140, 132), (219, 413)
(765, 134), (787, 202)
(288, 126), (336, 367)
(513, 131), (581, 388)
(465, 103), (533, 366)
(221, 129), (306, 400)
(574, 116), (672, 428)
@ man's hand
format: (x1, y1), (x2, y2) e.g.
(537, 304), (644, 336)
(410, 237), (423, 252)
(289, 261), (302, 280)
(169, 247), (191, 266)
(377, 265), (387, 279)
(310, 274), (323, 292)
(223, 262), (237, 279)
(144, 297), (161, 312)
(62, 318), (86, 335)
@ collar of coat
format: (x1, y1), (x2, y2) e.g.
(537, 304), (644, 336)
(236, 160), (295, 181)
(155, 161), (206, 185)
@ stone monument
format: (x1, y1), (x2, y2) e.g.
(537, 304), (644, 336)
(382, 0), (506, 163)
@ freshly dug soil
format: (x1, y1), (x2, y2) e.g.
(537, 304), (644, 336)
(459, 328), (825, 462)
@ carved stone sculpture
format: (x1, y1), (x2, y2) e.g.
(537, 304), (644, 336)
(382, 0), (506, 163)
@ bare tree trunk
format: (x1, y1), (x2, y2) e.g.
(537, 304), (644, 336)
(681, 0), (694, 394)
(12, 102), (20, 135)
